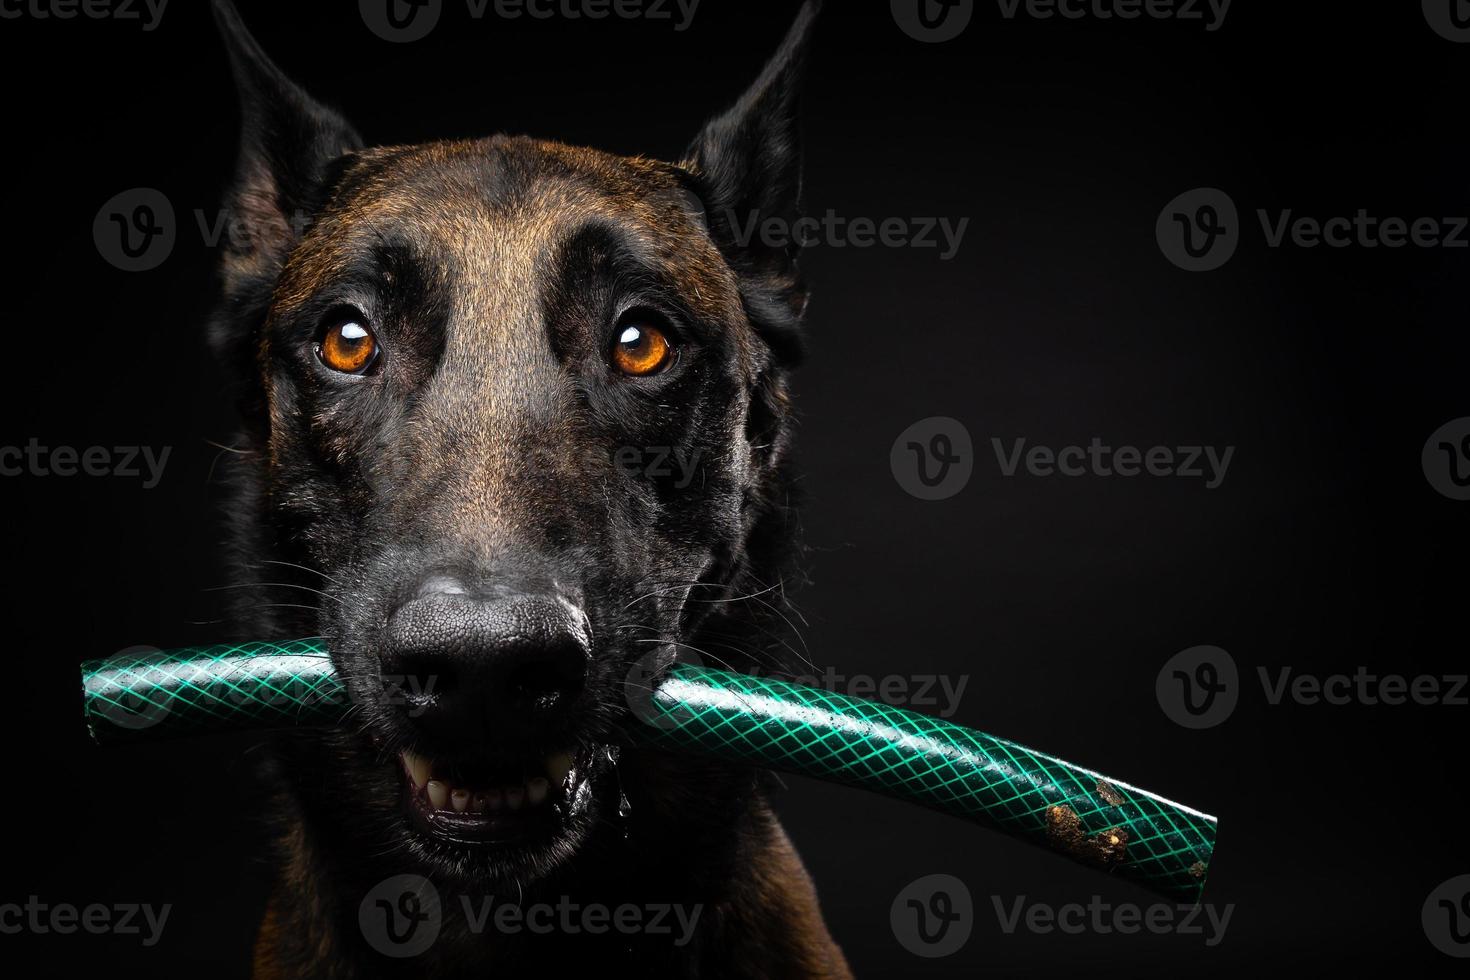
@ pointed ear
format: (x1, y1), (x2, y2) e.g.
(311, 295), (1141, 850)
(684, 1), (820, 365)
(212, 0), (362, 292)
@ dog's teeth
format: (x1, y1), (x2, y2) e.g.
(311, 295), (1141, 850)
(546, 751), (573, 785)
(470, 793), (488, 814)
(427, 780), (449, 810)
(450, 788), (470, 813)
(484, 788), (504, 812)
(402, 751), (432, 789)
(527, 777), (549, 806)
(505, 786), (525, 811)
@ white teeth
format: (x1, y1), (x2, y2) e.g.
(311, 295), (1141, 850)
(527, 777), (549, 806)
(546, 751), (573, 785)
(409, 759), (561, 815)
(402, 751), (432, 789)
(427, 780), (449, 810)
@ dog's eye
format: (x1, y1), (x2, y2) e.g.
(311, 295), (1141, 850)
(318, 319), (380, 375)
(611, 323), (674, 377)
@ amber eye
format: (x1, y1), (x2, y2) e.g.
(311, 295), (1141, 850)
(611, 322), (674, 377)
(318, 319), (379, 375)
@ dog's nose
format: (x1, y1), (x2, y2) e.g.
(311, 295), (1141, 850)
(380, 575), (590, 744)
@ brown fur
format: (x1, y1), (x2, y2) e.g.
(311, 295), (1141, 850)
(208, 2), (844, 975)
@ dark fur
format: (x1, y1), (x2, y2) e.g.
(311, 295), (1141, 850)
(207, 1), (846, 976)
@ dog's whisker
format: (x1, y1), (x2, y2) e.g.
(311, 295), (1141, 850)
(202, 581), (341, 605)
(256, 559), (343, 586)
(630, 637), (742, 675)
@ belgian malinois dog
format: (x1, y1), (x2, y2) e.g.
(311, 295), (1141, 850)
(207, 0), (848, 975)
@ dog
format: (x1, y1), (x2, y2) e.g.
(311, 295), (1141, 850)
(206, 0), (849, 975)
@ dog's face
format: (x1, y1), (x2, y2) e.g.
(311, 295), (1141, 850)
(211, 2), (816, 888)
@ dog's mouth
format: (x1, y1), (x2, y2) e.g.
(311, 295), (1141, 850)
(397, 746), (598, 847)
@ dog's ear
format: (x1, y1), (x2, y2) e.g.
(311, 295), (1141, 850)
(684, 1), (820, 365)
(210, 0), (362, 364)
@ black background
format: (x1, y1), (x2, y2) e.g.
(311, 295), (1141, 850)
(2, 0), (1467, 975)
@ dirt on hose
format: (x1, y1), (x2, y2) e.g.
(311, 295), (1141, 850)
(1044, 804), (1130, 869)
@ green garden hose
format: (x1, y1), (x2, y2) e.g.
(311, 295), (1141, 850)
(80, 641), (1217, 903)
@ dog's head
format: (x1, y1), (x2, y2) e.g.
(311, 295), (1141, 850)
(210, 0), (818, 887)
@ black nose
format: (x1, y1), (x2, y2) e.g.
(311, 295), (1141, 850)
(380, 575), (590, 744)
